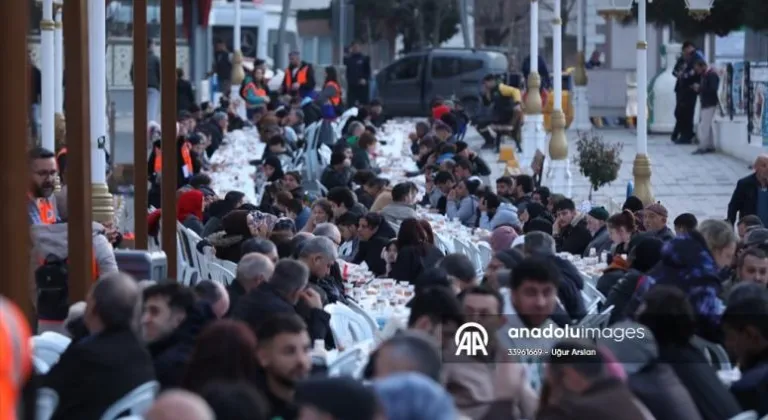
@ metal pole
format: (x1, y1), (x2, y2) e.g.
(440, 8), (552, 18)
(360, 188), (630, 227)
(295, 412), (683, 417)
(459, 0), (471, 48)
(234, 0), (241, 52)
(54, 5), (64, 114)
(339, 0), (345, 65)
(276, 0), (291, 69)
(63, 0), (93, 303)
(0, 0), (32, 318)
(41, 0), (56, 151)
(632, 0), (654, 204)
(161, 0), (178, 279)
(133, 0), (148, 250)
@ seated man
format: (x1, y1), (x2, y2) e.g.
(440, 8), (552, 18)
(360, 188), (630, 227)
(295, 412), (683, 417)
(477, 74), (523, 152)
(42, 273), (156, 420)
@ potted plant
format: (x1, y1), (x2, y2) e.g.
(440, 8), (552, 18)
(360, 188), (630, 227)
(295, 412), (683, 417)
(572, 131), (623, 201)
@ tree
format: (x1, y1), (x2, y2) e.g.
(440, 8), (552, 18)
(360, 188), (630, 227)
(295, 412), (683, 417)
(621, 0), (746, 37)
(475, 0), (528, 46)
(744, 0), (768, 30)
(394, 0), (460, 52)
(540, 0), (577, 36)
(349, 0), (398, 43)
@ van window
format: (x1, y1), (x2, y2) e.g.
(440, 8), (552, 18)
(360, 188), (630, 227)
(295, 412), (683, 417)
(431, 57), (462, 79)
(461, 59), (485, 73)
(388, 56), (422, 81)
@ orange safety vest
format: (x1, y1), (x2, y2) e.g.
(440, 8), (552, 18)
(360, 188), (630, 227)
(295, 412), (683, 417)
(284, 65), (309, 91)
(0, 298), (32, 420)
(325, 81), (342, 106)
(56, 147), (67, 160)
(153, 142), (194, 176)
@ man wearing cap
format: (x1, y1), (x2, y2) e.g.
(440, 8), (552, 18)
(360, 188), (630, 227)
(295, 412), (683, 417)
(643, 203), (675, 242)
(584, 206), (612, 257)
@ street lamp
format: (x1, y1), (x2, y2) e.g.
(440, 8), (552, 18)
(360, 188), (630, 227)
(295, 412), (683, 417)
(599, 0), (715, 204)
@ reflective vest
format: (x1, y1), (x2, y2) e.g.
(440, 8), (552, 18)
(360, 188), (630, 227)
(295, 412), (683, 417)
(56, 147), (67, 160)
(32, 195), (57, 225)
(325, 81), (341, 106)
(153, 142), (194, 177)
(0, 298), (32, 420)
(284, 65), (309, 91)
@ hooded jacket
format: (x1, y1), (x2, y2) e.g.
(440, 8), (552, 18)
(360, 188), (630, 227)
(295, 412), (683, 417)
(479, 202), (520, 230)
(631, 232), (725, 342)
(379, 202), (418, 232)
(446, 195), (479, 227)
(583, 225), (612, 257)
(30, 222), (118, 300)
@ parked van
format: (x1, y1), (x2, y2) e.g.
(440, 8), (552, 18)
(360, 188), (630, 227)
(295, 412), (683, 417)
(373, 48), (509, 116)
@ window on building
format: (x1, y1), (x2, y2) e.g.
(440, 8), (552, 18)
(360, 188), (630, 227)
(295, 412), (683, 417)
(317, 36), (333, 65)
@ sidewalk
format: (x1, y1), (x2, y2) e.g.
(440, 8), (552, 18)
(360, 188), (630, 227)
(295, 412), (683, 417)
(468, 128), (751, 222)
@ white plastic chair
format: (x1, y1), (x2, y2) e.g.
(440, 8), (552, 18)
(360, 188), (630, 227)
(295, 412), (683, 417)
(346, 299), (379, 337)
(477, 241), (493, 269)
(218, 259), (238, 275)
(581, 281), (606, 314)
(207, 261), (236, 286)
(33, 357), (51, 375)
(36, 387), (59, 420)
(729, 411), (758, 420)
(692, 336), (733, 371)
(31, 332), (72, 369)
(324, 303), (375, 350)
(100, 381), (159, 420)
(577, 305), (614, 329)
(327, 338), (373, 378)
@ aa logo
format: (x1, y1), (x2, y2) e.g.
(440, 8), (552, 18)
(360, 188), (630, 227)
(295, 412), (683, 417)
(454, 322), (489, 356)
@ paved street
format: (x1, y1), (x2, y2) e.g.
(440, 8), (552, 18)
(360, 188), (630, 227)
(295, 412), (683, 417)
(111, 113), (751, 222)
(465, 128), (751, 222)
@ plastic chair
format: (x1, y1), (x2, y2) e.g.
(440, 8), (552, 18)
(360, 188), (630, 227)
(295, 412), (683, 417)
(32, 332), (72, 369)
(33, 357), (51, 375)
(581, 281), (606, 314)
(100, 381), (159, 420)
(346, 299), (379, 337)
(327, 338), (373, 378)
(477, 241), (493, 269)
(324, 303), (375, 350)
(692, 336), (733, 371)
(36, 387), (59, 420)
(577, 305), (614, 329)
(729, 411), (758, 420)
(207, 261), (236, 286)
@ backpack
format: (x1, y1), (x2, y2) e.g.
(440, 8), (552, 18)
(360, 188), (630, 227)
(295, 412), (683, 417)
(35, 255), (70, 321)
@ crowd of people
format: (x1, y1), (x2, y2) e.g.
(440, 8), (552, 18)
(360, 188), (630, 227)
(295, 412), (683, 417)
(13, 40), (768, 419)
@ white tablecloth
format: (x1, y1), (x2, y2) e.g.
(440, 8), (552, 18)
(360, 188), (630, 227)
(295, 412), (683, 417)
(208, 127), (265, 204)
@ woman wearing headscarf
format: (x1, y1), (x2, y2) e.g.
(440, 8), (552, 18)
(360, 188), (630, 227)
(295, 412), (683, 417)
(489, 225), (518, 252)
(177, 189), (205, 236)
(247, 210), (278, 239)
(205, 210), (253, 263)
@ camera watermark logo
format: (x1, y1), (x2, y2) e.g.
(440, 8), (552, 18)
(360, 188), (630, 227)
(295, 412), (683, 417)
(454, 322), (489, 356)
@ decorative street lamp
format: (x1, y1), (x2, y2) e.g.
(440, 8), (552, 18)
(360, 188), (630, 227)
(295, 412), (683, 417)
(685, 0), (715, 20)
(598, 0), (715, 204)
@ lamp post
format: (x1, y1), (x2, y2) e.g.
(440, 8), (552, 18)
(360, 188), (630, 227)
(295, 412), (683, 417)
(548, 0), (572, 196)
(87, 0), (114, 224)
(570, 0), (591, 131)
(39, 0), (56, 152)
(522, 0), (544, 169)
(597, 0), (714, 205)
(54, 1), (64, 117)
(230, 0), (246, 119)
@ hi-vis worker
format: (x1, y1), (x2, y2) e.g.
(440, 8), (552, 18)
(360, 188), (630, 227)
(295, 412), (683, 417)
(323, 66), (343, 112)
(0, 297), (32, 420)
(147, 128), (198, 208)
(28, 147), (61, 225)
(282, 51), (316, 99)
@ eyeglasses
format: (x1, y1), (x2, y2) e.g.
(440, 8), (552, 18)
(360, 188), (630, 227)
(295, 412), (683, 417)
(34, 170), (58, 179)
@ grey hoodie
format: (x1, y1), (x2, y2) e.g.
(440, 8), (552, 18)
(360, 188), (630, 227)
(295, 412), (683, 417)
(479, 202), (520, 230)
(30, 222), (119, 296)
(380, 202), (418, 232)
(447, 195), (479, 227)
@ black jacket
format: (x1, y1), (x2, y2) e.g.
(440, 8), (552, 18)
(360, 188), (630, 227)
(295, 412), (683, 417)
(730, 349), (768, 416)
(356, 188), (375, 210)
(390, 244), (445, 283)
(42, 328), (156, 420)
(226, 279), (247, 317)
(550, 256), (587, 321)
(469, 154), (492, 177)
(177, 79), (196, 113)
(231, 282), (330, 342)
(555, 218), (592, 256)
(351, 146), (379, 173)
(699, 69), (719, 108)
(352, 222), (396, 276)
(320, 166), (354, 191)
(603, 268), (645, 324)
(344, 53), (371, 86)
(660, 344), (742, 420)
(728, 173), (760, 225)
(628, 363), (704, 420)
(147, 303), (215, 389)
(595, 267), (628, 297)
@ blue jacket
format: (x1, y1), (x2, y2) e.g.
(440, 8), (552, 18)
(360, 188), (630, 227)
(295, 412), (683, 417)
(479, 202), (520, 230)
(446, 195), (478, 227)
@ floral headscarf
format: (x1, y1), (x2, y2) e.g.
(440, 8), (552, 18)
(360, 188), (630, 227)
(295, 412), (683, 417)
(248, 211), (278, 236)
